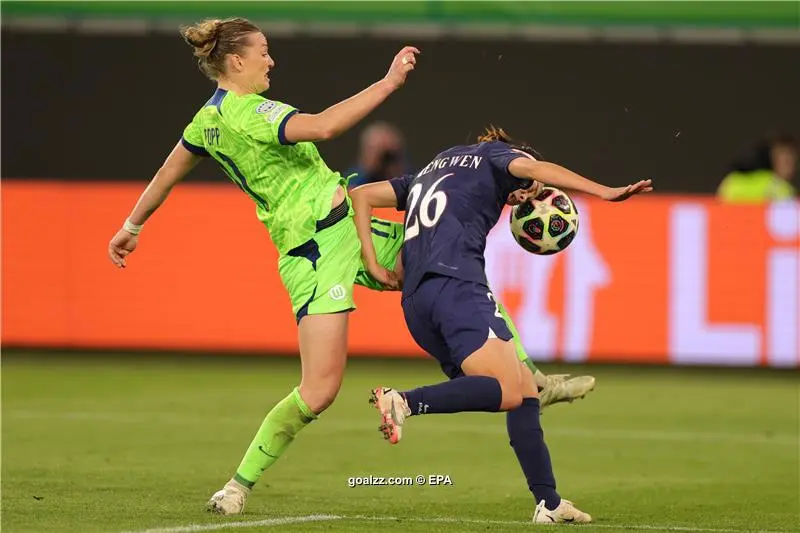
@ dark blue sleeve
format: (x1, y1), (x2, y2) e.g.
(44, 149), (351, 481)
(180, 137), (209, 157)
(486, 141), (534, 190)
(277, 110), (299, 146)
(486, 141), (527, 174)
(389, 174), (414, 211)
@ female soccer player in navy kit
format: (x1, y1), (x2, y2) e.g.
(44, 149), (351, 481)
(350, 127), (652, 524)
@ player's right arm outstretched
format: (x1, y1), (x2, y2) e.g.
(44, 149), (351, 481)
(108, 142), (203, 268)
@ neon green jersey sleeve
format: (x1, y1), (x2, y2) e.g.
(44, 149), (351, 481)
(241, 99), (299, 146)
(178, 88), (345, 255)
(181, 119), (210, 156)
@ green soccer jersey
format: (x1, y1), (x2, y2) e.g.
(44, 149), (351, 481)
(181, 88), (345, 255)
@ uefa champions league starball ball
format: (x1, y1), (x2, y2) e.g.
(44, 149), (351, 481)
(510, 187), (579, 255)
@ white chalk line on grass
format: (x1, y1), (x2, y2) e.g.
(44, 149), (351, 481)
(122, 514), (791, 533)
(119, 514), (339, 533)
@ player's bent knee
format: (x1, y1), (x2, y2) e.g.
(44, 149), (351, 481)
(299, 375), (343, 413)
(498, 382), (524, 411)
(299, 363), (345, 412)
(519, 362), (539, 398)
(299, 385), (340, 414)
(462, 338), (523, 411)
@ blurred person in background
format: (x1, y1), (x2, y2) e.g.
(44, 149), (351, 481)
(346, 121), (408, 189)
(717, 134), (797, 203)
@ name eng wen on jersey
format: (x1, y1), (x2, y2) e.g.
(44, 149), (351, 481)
(416, 154), (485, 176)
(390, 141), (530, 298)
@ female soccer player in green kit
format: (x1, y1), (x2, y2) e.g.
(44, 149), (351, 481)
(107, 17), (592, 515)
(108, 17), (419, 514)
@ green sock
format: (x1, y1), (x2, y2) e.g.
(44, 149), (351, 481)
(497, 301), (538, 371)
(496, 301), (548, 390)
(233, 387), (317, 488)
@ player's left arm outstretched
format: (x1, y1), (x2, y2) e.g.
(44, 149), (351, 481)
(350, 180), (406, 289)
(507, 157), (653, 202)
(108, 142), (203, 268)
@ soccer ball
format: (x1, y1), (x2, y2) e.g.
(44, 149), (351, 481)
(510, 187), (579, 255)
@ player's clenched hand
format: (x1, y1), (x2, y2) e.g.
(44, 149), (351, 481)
(602, 179), (653, 202)
(368, 262), (400, 290)
(108, 229), (138, 268)
(384, 46), (420, 90)
(524, 180), (544, 202)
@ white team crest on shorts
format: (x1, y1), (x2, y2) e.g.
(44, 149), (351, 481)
(328, 285), (346, 301)
(255, 101), (277, 114)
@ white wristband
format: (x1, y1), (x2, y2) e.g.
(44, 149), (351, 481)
(123, 218), (143, 235)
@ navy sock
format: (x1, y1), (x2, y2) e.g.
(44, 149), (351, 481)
(402, 376), (503, 415)
(507, 397), (561, 510)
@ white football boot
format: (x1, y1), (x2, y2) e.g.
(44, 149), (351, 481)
(206, 479), (250, 515)
(533, 498), (593, 524)
(369, 387), (412, 444)
(539, 374), (596, 410)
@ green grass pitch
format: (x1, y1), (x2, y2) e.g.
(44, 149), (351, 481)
(2, 351), (798, 532)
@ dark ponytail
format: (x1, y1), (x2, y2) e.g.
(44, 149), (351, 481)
(477, 125), (543, 160)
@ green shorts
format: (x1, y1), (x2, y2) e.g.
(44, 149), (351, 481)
(279, 207), (405, 322)
(355, 217), (405, 291)
(278, 203), (362, 322)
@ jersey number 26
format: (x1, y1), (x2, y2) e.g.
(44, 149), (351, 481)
(404, 173), (451, 242)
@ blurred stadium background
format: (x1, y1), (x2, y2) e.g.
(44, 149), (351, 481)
(2, 2), (798, 533)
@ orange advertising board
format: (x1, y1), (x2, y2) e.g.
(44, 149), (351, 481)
(2, 181), (798, 367)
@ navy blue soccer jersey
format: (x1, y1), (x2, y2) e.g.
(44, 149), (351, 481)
(389, 141), (531, 297)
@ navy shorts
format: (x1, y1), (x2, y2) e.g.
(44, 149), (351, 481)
(402, 274), (514, 379)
